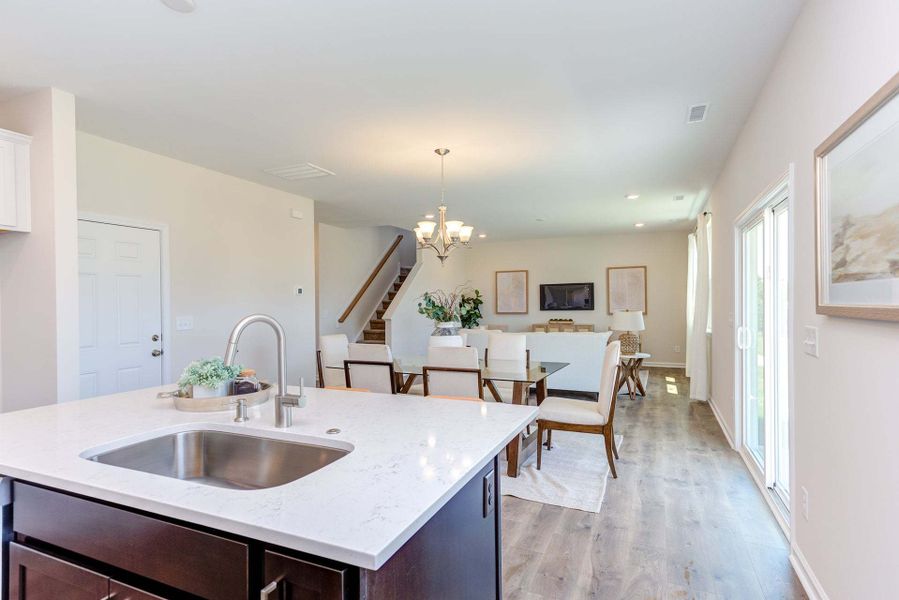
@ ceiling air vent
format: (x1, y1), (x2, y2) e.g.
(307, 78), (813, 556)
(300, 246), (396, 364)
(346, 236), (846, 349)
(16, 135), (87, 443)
(263, 163), (335, 180)
(686, 103), (709, 124)
(674, 194), (685, 201)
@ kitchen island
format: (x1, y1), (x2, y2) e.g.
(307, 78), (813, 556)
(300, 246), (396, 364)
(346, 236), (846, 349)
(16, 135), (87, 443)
(0, 386), (536, 599)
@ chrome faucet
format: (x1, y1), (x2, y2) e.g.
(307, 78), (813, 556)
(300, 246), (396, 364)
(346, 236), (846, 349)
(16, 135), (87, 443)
(223, 314), (304, 428)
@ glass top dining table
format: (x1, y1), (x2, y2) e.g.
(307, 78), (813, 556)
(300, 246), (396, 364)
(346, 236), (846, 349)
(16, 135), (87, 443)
(323, 357), (569, 478)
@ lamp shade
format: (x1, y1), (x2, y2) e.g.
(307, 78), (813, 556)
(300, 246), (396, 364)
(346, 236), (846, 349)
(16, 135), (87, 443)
(611, 310), (645, 332)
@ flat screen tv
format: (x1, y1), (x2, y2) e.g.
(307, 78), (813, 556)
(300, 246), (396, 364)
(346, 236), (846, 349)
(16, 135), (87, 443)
(539, 283), (594, 311)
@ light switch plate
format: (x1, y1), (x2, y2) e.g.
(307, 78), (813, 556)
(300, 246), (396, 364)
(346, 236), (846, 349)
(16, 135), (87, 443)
(295, 286), (303, 296)
(802, 326), (818, 357)
(290, 209), (304, 220)
(176, 316), (194, 331)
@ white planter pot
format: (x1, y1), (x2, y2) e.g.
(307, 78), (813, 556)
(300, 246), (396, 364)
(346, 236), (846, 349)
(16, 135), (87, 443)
(432, 321), (462, 337)
(191, 382), (229, 398)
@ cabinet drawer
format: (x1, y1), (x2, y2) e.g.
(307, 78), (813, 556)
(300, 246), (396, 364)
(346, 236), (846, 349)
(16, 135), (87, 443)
(12, 482), (248, 600)
(264, 550), (352, 600)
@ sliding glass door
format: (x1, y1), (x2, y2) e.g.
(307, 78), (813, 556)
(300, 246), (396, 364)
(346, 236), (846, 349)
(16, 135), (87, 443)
(741, 218), (767, 466)
(738, 192), (791, 511)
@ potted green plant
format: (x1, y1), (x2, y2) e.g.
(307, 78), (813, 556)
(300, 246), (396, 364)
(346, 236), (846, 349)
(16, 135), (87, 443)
(178, 357), (243, 398)
(417, 287), (465, 336)
(459, 289), (484, 329)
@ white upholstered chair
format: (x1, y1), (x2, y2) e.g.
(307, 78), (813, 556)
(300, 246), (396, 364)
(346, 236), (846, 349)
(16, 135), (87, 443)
(428, 335), (465, 348)
(345, 343), (396, 394)
(316, 334), (349, 388)
(423, 346), (483, 400)
(484, 333), (528, 403)
(536, 341), (622, 478)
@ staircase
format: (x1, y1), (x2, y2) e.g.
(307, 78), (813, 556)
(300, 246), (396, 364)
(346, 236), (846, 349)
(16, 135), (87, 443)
(359, 267), (411, 343)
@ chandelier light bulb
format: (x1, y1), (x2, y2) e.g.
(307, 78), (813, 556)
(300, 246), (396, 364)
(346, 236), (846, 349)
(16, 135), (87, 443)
(459, 226), (474, 243)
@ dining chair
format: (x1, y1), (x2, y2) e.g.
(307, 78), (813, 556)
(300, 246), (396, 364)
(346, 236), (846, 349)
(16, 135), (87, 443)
(428, 335), (465, 348)
(316, 334), (349, 388)
(423, 346), (483, 400)
(484, 333), (529, 403)
(345, 343), (396, 394)
(536, 341), (622, 477)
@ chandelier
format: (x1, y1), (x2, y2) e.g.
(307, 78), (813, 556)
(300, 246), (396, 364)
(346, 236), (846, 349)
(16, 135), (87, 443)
(413, 148), (473, 264)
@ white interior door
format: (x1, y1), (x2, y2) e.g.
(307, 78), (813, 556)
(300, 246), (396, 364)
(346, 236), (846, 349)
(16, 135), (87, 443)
(78, 220), (163, 398)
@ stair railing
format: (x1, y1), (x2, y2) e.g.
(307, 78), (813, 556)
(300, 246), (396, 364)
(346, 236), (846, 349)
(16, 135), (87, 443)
(338, 234), (404, 324)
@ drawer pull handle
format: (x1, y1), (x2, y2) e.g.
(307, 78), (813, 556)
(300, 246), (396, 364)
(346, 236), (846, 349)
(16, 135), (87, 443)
(261, 581), (278, 599)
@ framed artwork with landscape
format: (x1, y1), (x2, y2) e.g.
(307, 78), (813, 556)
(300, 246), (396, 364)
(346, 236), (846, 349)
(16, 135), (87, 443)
(815, 71), (899, 322)
(495, 270), (528, 314)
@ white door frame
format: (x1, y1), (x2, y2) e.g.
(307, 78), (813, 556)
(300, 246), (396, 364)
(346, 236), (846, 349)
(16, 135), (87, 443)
(731, 164), (796, 537)
(78, 212), (172, 385)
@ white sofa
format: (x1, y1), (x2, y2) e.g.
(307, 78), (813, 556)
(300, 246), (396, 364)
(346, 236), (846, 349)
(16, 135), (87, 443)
(461, 328), (612, 395)
(526, 331), (612, 395)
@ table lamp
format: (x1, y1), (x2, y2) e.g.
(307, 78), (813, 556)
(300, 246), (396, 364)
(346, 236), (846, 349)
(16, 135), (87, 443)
(611, 310), (645, 355)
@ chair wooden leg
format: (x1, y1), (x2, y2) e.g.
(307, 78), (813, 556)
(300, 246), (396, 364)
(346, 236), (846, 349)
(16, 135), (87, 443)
(546, 429), (553, 450)
(536, 422), (544, 470)
(610, 426), (619, 459)
(604, 431), (617, 478)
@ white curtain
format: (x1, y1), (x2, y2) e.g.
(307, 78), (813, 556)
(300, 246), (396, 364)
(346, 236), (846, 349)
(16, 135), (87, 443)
(685, 233), (697, 377)
(686, 213), (710, 400)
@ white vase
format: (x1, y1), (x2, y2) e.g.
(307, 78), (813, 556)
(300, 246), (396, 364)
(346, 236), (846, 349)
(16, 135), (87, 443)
(432, 321), (462, 336)
(191, 382), (228, 398)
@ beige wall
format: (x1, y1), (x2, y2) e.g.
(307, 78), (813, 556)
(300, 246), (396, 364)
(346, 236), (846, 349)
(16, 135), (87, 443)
(77, 132), (318, 385)
(463, 232), (689, 366)
(707, 0), (899, 596)
(316, 223), (415, 342)
(0, 88), (79, 412)
(385, 248), (469, 358)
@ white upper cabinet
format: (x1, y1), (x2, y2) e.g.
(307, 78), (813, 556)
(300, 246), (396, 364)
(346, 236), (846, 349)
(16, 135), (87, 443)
(0, 128), (32, 232)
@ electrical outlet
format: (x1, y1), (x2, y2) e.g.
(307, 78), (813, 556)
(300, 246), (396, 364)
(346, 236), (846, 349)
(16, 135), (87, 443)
(295, 286), (303, 296)
(175, 316), (194, 331)
(801, 486), (809, 521)
(674, 345), (681, 353)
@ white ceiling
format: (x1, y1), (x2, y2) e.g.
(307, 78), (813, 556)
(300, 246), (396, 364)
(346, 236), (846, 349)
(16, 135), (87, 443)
(0, 0), (803, 239)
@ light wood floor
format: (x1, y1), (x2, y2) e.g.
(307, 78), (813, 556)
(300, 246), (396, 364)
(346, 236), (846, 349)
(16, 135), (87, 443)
(501, 368), (808, 600)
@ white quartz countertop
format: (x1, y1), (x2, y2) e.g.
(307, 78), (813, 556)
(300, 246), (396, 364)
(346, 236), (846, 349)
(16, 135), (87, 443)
(0, 386), (536, 569)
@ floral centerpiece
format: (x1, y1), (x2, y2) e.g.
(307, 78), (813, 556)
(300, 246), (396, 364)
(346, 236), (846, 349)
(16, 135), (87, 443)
(178, 357), (242, 398)
(418, 286), (482, 335)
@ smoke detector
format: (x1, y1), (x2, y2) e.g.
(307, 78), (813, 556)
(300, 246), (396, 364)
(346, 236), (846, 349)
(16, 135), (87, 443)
(686, 103), (709, 124)
(263, 163), (335, 180)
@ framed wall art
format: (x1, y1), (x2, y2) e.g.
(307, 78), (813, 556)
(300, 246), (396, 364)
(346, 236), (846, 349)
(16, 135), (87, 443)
(607, 266), (647, 315)
(816, 71), (899, 321)
(495, 270), (528, 314)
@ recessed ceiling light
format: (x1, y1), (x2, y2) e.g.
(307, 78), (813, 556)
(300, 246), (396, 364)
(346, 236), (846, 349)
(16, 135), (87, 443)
(478, 233), (487, 238)
(161, 0), (196, 13)
(626, 193), (640, 200)
(424, 214), (435, 219)
(635, 223), (645, 228)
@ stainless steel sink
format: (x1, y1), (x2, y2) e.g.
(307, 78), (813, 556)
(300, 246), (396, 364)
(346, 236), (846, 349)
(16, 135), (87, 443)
(86, 430), (351, 490)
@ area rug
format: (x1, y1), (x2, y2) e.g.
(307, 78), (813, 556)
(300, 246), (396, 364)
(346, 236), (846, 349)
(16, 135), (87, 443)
(500, 431), (623, 513)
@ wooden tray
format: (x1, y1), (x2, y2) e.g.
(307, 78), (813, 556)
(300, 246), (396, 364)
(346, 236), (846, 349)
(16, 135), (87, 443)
(160, 382), (273, 413)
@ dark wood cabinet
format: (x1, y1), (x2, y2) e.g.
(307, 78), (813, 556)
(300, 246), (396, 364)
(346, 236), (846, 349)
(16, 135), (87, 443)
(8, 543), (108, 600)
(110, 581), (167, 600)
(262, 550), (353, 600)
(3, 458), (501, 600)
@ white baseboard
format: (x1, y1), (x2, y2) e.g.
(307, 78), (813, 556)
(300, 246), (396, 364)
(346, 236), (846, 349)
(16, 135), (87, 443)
(707, 395), (736, 450)
(789, 544), (830, 600)
(643, 361), (685, 369)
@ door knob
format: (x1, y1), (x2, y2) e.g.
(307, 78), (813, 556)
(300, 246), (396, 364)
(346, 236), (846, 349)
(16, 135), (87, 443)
(151, 334), (160, 342)
(152, 349), (163, 357)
